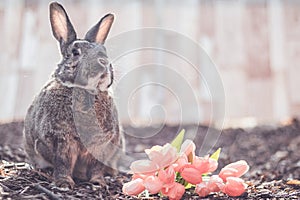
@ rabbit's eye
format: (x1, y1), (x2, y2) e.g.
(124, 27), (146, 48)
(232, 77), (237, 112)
(72, 48), (81, 57)
(70, 65), (76, 70)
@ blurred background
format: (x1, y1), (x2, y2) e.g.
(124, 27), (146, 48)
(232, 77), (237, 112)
(0, 0), (299, 128)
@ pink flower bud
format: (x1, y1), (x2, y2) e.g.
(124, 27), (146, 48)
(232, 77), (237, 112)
(219, 160), (249, 181)
(122, 178), (145, 196)
(222, 177), (247, 197)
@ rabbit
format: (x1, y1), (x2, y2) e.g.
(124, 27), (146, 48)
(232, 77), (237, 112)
(23, 2), (124, 188)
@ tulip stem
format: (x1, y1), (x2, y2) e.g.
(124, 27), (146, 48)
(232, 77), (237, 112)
(145, 190), (149, 198)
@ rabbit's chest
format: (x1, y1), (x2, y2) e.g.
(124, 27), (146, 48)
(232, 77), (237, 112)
(94, 92), (116, 131)
(71, 88), (115, 144)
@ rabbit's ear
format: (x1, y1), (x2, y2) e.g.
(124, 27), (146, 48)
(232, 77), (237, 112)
(84, 14), (114, 44)
(49, 2), (76, 49)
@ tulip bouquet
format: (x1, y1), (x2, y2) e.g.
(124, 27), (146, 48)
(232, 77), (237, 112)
(122, 130), (249, 199)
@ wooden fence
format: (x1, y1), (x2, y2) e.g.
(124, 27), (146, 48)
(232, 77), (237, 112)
(0, 0), (300, 127)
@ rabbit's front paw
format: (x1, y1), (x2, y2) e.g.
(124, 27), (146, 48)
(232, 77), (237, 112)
(90, 176), (106, 187)
(55, 176), (75, 189)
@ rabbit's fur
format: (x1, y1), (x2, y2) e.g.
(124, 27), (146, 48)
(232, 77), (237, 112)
(24, 2), (123, 188)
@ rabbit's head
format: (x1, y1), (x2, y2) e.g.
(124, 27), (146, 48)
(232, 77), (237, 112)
(50, 2), (114, 94)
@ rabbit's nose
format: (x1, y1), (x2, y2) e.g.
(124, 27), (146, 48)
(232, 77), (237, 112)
(97, 58), (109, 72)
(98, 58), (108, 66)
(93, 60), (105, 72)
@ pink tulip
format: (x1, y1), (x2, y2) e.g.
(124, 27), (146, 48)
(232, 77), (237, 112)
(130, 143), (178, 175)
(132, 173), (149, 180)
(158, 165), (176, 185)
(173, 154), (188, 172)
(122, 178), (145, 196)
(219, 160), (249, 181)
(195, 182), (210, 197)
(208, 175), (224, 192)
(130, 159), (159, 174)
(143, 175), (163, 194)
(145, 143), (178, 169)
(180, 139), (196, 161)
(195, 175), (224, 197)
(162, 182), (185, 200)
(222, 177), (247, 197)
(193, 156), (218, 174)
(180, 164), (203, 184)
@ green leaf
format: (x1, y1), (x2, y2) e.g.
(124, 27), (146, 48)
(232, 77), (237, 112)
(210, 148), (221, 161)
(170, 129), (185, 152)
(184, 182), (195, 189)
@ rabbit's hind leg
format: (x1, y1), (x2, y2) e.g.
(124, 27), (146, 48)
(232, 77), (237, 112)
(87, 158), (107, 186)
(75, 150), (107, 186)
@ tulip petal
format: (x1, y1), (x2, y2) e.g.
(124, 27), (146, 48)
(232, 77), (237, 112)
(144, 176), (163, 194)
(145, 150), (163, 162)
(122, 178), (145, 196)
(162, 182), (185, 200)
(180, 139), (196, 159)
(208, 175), (224, 192)
(219, 167), (238, 181)
(181, 165), (203, 185)
(158, 165), (176, 184)
(174, 154), (188, 172)
(219, 160), (249, 181)
(193, 156), (218, 174)
(195, 182), (210, 197)
(158, 144), (178, 168)
(222, 177), (247, 197)
(130, 160), (159, 174)
(144, 143), (178, 170)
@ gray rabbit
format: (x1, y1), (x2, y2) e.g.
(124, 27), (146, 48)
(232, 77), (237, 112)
(24, 2), (124, 188)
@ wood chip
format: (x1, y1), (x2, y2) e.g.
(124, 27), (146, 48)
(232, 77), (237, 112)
(287, 180), (300, 186)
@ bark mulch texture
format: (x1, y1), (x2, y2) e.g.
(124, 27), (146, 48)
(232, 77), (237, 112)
(0, 120), (299, 199)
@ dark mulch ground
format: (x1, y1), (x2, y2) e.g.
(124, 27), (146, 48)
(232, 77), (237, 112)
(0, 120), (299, 199)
